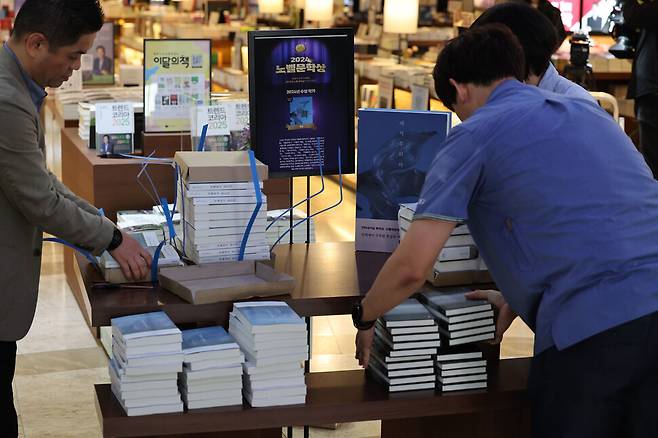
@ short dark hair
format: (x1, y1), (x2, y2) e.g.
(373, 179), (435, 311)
(96, 45), (106, 53)
(12, 0), (104, 50)
(433, 24), (526, 110)
(472, 3), (558, 78)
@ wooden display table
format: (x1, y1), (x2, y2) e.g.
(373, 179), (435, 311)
(95, 359), (531, 438)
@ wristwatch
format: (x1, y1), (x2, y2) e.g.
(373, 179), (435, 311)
(106, 228), (123, 252)
(352, 302), (376, 330)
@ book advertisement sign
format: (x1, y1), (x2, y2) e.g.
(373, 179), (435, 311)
(248, 29), (355, 178)
(356, 109), (451, 253)
(144, 39), (211, 133)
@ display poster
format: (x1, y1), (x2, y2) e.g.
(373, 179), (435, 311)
(248, 29), (355, 178)
(95, 102), (135, 157)
(411, 84), (430, 111)
(83, 22), (114, 86)
(144, 39), (211, 133)
(355, 109), (451, 253)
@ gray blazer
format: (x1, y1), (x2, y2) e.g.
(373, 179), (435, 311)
(0, 48), (115, 341)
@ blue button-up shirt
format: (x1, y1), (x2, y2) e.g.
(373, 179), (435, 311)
(538, 62), (595, 103)
(415, 80), (658, 354)
(4, 44), (47, 112)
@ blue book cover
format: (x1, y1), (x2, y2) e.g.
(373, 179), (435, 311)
(418, 290), (491, 314)
(382, 299), (435, 325)
(181, 326), (239, 353)
(234, 301), (305, 330)
(111, 311), (180, 340)
(356, 109), (451, 253)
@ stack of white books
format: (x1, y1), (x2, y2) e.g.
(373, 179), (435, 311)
(369, 299), (439, 392)
(418, 289), (495, 346)
(434, 345), (488, 392)
(179, 326), (245, 410)
(109, 311), (184, 416)
(228, 301), (308, 407)
(178, 181), (270, 264)
(266, 209), (316, 246)
(398, 203), (487, 274)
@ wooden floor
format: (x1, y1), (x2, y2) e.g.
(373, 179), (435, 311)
(9, 105), (534, 437)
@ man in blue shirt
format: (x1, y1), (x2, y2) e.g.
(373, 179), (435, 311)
(473, 3), (594, 103)
(354, 24), (658, 437)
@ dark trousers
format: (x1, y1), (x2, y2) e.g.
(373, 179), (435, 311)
(529, 311), (658, 438)
(0, 342), (17, 438)
(636, 94), (658, 179)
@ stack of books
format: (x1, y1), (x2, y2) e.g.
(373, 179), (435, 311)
(178, 327), (245, 410)
(266, 209), (316, 246)
(368, 299), (440, 392)
(109, 311), (184, 416)
(418, 289), (495, 347)
(398, 203), (487, 274)
(435, 345), (488, 392)
(178, 181), (270, 264)
(228, 301), (308, 407)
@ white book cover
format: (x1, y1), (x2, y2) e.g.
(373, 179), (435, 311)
(229, 316), (307, 344)
(430, 309), (495, 325)
(189, 216), (267, 231)
(113, 341), (182, 359)
(184, 358), (244, 372)
(182, 365), (243, 381)
(182, 202), (264, 215)
(439, 367), (487, 378)
(244, 393), (306, 408)
(243, 385), (307, 399)
(437, 374), (488, 385)
(184, 348), (244, 364)
(439, 381), (488, 392)
(186, 181), (264, 192)
(115, 361), (182, 378)
(114, 347), (183, 369)
(111, 311), (181, 342)
(185, 397), (243, 410)
(243, 361), (304, 376)
(114, 384), (180, 401)
(188, 194), (265, 206)
(419, 291), (492, 317)
(436, 360), (488, 371)
(182, 381), (243, 394)
(439, 325), (495, 339)
(183, 389), (243, 404)
(122, 402), (184, 417)
(244, 376), (306, 392)
(246, 369), (304, 383)
(109, 359), (178, 384)
(444, 332), (495, 346)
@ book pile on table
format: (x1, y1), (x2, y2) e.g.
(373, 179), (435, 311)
(228, 301), (308, 407)
(418, 290), (495, 347)
(178, 180), (269, 264)
(398, 203), (487, 274)
(179, 326), (245, 410)
(266, 209), (316, 246)
(418, 290), (495, 392)
(368, 298), (440, 392)
(434, 345), (488, 392)
(109, 311), (183, 416)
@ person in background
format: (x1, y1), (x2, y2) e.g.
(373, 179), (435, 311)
(0, 1), (151, 436)
(354, 24), (658, 437)
(92, 44), (111, 75)
(625, 0), (658, 178)
(473, 2), (595, 102)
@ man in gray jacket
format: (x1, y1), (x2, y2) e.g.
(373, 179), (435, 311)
(0, 2), (152, 435)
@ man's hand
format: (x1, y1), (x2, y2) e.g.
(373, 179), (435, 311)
(465, 289), (517, 344)
(109, 231), (153, 282)
(355, 327), (376, 368)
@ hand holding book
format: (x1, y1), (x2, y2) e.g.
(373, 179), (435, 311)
(464, 290), (516, 344)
